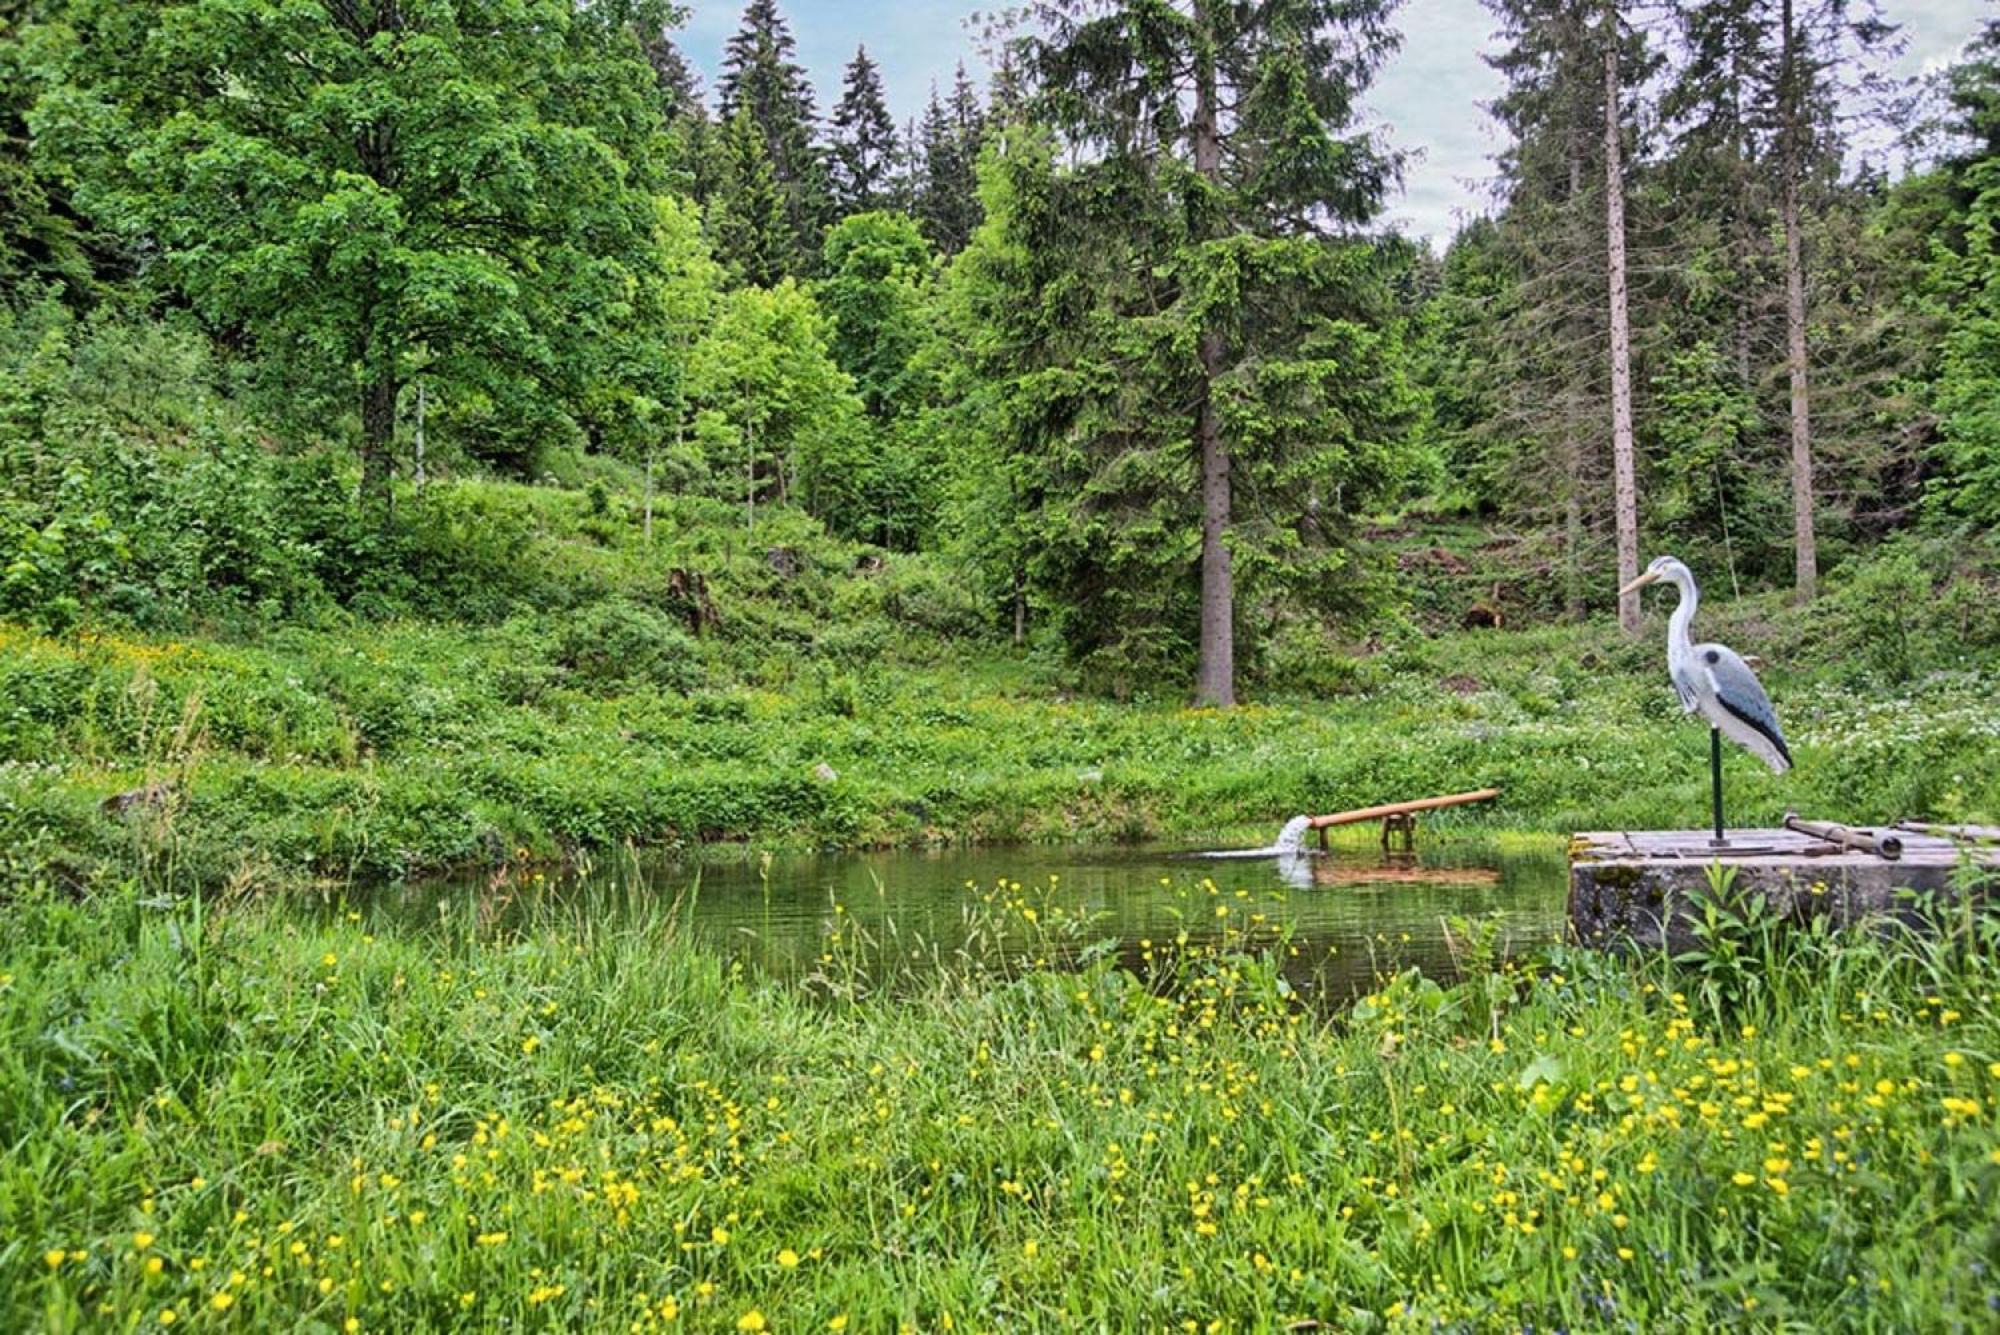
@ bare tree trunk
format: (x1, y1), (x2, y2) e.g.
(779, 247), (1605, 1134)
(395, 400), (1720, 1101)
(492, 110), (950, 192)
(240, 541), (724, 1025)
(644, 446), (655, 543)
(1561, 97), (1586, 624)
(412, 380), (426, 491)
(1564, 430), (1586, 621)
(1602, 9), (1640, 636)
(745, 416), (756, 534)
(1194, 332), (1233, 708)
(1781, 0), (1817, 602)
(360, 370), (397, 516)
(1729, 51), (1756, 395)
(1190, 13), (1233, 708)
(1012, 566), (1026, 647)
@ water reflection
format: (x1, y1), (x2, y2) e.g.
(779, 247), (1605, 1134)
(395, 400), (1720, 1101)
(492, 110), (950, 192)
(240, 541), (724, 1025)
(357, 839), (1567, 1007)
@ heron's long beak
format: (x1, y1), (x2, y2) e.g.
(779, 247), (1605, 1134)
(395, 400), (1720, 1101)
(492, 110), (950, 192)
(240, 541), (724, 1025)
(1618, 571), (1660, 597)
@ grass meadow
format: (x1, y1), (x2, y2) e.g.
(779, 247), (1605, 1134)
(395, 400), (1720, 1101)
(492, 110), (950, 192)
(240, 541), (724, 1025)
(4, 612), (1996, 891)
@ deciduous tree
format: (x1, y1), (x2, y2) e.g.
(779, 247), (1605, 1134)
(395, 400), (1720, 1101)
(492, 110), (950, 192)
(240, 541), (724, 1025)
(33, 0), (670, 507)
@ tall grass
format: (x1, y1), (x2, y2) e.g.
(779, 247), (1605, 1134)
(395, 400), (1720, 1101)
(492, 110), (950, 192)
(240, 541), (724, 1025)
(4, 858), (1997, 1330)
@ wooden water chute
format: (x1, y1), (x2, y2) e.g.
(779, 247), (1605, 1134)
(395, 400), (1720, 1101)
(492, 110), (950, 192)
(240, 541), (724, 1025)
(1308, 788), (1501, 851)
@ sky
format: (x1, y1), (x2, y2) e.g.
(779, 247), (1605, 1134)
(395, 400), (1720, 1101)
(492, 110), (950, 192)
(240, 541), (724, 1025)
(677, 0), (1993, 249)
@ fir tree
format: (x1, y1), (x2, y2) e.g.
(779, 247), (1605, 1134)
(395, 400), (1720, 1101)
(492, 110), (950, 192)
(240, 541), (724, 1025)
(830, 45), (896, 215)
(711, 107), (793, 287)
(915, 80), (980, 255)
(966, 0), (1419, 704)
(717, 0), (830, 272)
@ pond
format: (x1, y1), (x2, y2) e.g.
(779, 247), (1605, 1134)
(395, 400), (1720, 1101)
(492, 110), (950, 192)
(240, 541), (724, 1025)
(363, 835), (1570, 1005)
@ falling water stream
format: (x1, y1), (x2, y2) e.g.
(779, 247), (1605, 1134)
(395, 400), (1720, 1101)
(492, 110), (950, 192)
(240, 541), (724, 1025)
(1194, 814), (1315, 860)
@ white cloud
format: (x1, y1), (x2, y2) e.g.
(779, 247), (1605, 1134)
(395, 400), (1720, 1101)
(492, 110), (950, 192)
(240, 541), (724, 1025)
(1365, 0), (1509, 247)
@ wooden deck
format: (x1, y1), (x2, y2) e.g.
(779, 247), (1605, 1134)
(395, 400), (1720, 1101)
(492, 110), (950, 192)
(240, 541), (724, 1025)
(1568, 824), (1999, 950)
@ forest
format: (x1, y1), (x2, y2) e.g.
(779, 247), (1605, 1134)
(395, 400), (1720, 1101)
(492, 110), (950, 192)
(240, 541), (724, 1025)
(4, 0), (2000, 1330)
(0, 0), (1995, 871)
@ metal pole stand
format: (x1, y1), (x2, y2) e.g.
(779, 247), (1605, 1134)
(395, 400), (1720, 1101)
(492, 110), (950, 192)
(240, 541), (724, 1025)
(1709, 726), (1728, 848)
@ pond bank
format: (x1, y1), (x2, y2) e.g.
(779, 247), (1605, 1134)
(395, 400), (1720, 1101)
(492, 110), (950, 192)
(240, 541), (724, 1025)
(5, 618), (1997, 891)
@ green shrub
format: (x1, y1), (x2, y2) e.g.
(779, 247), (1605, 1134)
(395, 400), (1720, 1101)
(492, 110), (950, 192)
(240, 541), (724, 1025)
(550, 599), (703, 695)
(875, 555), (985, 639)
(393, 483), (545, 619)
(1257, 619), (1385, 697)
(1823, 542), (1933, 683)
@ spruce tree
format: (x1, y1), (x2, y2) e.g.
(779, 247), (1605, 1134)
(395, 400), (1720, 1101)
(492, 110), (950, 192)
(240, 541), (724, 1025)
(711, 107), (794, 287)
(640, 28), (721, 204)
(915, 80), (980, 256)
(642, 29), (702, 123)
(1660, 0), (1902, 601)
(949, 63), (986, 159)
(893, 114), (924, 213)
(1463, 0), (1649, 618)
(717, 0), (830, 273)
(830, 45), (896, 215)
(972, 0), (1419, 704)
(1929, 21), (2000, 526)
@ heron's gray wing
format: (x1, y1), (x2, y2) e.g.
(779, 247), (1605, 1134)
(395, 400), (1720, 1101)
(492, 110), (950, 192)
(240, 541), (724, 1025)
(1698, 644), (1792, 768)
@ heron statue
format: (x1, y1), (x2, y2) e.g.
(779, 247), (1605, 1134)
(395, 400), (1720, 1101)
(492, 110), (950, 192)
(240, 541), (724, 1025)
(1620, 555), (1791, 846)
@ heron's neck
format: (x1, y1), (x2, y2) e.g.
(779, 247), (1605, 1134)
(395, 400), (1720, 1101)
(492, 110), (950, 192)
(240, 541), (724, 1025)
(1667, 571), (1698, 666)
